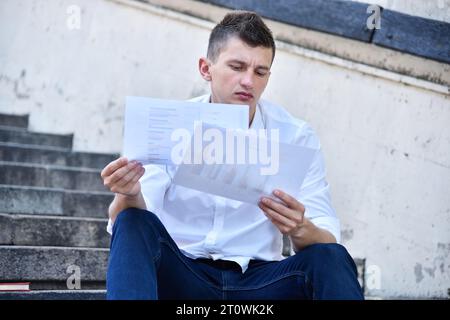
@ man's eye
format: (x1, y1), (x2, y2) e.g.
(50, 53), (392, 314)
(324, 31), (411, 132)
(230, 65), (242, 71)
(256, 71), (267, 77)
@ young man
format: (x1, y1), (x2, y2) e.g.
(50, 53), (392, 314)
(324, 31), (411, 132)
(101, 11), (364, 300)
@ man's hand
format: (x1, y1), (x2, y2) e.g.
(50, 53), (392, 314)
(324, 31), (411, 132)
(258, 189), (336, 251)
(100, 157), (147, 222)
(101, 156), (145, 197)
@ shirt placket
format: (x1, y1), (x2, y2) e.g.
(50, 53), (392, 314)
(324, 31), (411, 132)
(204, 197), (226, 255)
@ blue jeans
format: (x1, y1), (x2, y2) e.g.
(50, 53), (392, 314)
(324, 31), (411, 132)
(106, 208), (364, 300)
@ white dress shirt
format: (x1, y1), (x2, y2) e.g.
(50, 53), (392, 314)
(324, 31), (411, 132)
(107, 94), (340, 272)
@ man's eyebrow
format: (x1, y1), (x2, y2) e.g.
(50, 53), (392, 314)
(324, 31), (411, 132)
(227, 59), (270, 70)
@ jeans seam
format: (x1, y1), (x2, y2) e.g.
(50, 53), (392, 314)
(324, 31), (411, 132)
(225, 271), (309, 291)
(222, 271), (226, 300)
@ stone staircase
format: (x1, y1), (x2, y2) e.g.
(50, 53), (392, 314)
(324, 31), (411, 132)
(0, 113), (117, 300)
(0, 112), (367, 299)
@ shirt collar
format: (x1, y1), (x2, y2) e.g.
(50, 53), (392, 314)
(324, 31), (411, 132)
(249, 103), (264, 130)
(204, 94), (264, 130)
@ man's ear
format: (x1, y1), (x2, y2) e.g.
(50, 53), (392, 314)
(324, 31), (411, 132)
(199, 57), (212, 81)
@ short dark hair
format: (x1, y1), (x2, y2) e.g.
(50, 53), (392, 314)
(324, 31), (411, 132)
(207, 11), (276, 64)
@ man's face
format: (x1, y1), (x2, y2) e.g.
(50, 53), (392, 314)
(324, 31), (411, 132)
(200, 36), (272, 115)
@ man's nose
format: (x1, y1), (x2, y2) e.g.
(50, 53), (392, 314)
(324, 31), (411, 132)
(240, 71), (254, 89)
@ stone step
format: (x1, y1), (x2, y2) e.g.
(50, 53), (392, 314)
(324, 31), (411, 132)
(0, 125), (73, 149)
(0, 185), (113, 218)
(0, 161), (107, 192)
(0, 246), (108, 282)
(0, 280), (105, 291)
(29, 280), (105, 290)
(0, 113), (29, 129)
(0, 213), (110, 248)
(0, 142), (118, 169)
(0, 290), (106, 300)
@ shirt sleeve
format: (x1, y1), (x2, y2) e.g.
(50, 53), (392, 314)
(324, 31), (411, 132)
(295, 124), (341, 243)
(106, 164), (172, 235)
(139, 164), (172, 214)
(106, 218), (114, 235)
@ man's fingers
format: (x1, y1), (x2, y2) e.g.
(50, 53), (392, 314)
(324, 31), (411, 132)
(260, 197), (294, 218)
(120, 166), (145, 190)
(273, 189), (305, 212)
(101, 156), (128, 179)
(106, 160), (140, 186)
(258, 202), (296, 231)
(116, 165), (144, 188)
(260, 196), (303, 225)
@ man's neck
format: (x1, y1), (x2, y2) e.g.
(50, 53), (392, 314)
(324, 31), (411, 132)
(249, 106), (256, 128)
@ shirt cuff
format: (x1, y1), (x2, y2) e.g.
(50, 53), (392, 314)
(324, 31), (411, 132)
(106, 218), (113, 235)
(309, 216), (341, 244)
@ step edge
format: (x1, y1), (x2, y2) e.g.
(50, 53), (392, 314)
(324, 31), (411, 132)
(0, 212), (108, 222)
(0, 141), (119, 157)
(0, 160), (102, 173)
(0, 289), (107, 293)
(0, 141), (73, 152)
(0, 245), (110, 251)
(0, 184), (113, 195)
(0, 125), (74, 139)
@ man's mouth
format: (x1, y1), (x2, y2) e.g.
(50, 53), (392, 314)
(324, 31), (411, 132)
(235, 92), (254, 101)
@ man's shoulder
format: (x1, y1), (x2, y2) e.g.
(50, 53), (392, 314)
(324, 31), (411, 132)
(259, 98), (310, 131)
(260, 99), (320, 148)
(259, 99), (299, 122)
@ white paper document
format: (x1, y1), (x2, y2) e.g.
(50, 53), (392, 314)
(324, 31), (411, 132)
(123, 96), (249, 165)
(172, 124), (317, 204)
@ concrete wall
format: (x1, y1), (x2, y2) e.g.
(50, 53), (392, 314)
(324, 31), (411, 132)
(266, 50), (450, 298)
(0, 0), (210, 153)
(0, 0), (449, 298)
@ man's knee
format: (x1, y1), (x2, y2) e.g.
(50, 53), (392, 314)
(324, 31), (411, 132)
(297, 243), (354, 269)
(113, 207), (158, 232)
(305, 243), (349, 257)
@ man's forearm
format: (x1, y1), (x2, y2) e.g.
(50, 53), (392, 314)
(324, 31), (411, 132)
(290, 219), (337, 252)
(108, 192), (147, 223)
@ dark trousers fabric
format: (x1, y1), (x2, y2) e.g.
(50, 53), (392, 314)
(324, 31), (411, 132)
(106, 208), (364, 300)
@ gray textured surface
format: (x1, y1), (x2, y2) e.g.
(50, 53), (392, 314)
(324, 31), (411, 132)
(0, 113), (28, 128)
(0, 162), (106, 191)
(0, 246), (109, 281)
(0, 142), (118, 169)
(373, 9), (450, 64)
(0, 185), (113, 217)
(0, 290), (106, 300)
(0, 113), (114, 296)
(0, 126), (73, 149)
(0, 214), (109, 248)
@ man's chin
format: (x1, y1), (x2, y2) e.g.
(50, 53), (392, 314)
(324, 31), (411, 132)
(229, 96), (255, 108)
